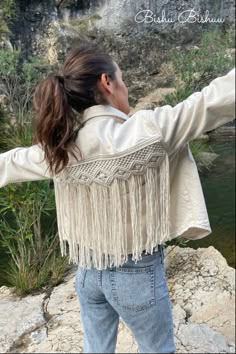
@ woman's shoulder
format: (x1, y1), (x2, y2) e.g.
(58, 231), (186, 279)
(116, 108), (162, 144)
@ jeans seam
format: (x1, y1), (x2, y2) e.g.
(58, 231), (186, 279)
(77, 268), (87, 288)
(97, 270), (102, 288)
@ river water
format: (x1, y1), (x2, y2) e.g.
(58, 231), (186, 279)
(187, 136), (235, 268)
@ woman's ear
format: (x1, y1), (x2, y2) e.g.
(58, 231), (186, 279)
(99, 73), (112, 94)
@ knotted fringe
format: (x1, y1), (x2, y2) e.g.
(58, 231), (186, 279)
(54, 154), (170, 269)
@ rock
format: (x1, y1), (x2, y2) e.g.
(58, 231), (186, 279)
(10, 0), (235, 58)
(225, 48), (236, 59)
(195, 134), (210, 141)
(8, 0), (235, 108)
(0, 246), (235, 353)
(172, 303), (186, 327)
(130, 87), (176, 114)
(190, 291), (235, 343)
(0, 288), (45, 353)
(177, 323), (229, 353)
(210, 126), (236, 137)
(166, 246), (235, 353)
(196, 152), (219, 170)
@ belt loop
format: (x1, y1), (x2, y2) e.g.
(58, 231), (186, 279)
(159, 244), (164, 264)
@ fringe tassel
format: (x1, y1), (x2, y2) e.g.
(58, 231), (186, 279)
(145, 167), (160, 254)
(160, 153), (171, 242)
(54, 154), (170, 269)
(129, 174), (143, 262)
(54, 182), (67, 257)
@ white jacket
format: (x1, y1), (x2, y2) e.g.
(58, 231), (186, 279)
(0, 68), (235, 269)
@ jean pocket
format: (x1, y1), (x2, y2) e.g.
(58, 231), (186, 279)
(75, 267), (87, 289)
(109, 265), (155, 312)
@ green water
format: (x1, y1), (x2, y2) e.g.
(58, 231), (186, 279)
(187, 136), (235, 268)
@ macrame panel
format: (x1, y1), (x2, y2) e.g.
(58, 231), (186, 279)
(53, 141), (171, 269)
(54, 141), (166, 186)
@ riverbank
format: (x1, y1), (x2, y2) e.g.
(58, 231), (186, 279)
(0, 246), (235, 353)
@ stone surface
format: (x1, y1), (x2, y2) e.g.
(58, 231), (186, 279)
(166, 246), (235, 353)
(0, 287), (45, 353)
(210, 126), (236, 136)
(7, 0), (234, 109)
(196, 152), (219, 171)
(176, 323), (229, 353)
(130, 87), (176, 114)
(0, 246), (235, 353)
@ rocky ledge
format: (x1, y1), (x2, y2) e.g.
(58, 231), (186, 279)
(0, 246), (235, 353)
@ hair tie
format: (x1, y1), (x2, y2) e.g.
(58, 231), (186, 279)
(55, 75), (64, 86)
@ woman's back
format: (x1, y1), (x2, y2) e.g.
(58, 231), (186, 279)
(53, 61), (235, 268)
(55, 104), (169, 268)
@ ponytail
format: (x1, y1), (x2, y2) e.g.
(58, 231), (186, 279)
(33, 75), (79, 174)
(33, 43), (117, 174)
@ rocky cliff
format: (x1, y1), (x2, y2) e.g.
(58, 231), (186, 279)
(5, 0), (234, 107)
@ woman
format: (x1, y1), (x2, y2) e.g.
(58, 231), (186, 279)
(0, 43), (235, 353)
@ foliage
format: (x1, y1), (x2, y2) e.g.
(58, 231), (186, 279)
(163, 29), (235, 106)
(0, 0), (16, 39)
(0, 49), (53, 122)
(164, 237), (190, 249)
(0, 180), (69, 296)
(189, 140), (217, 172)
(2, 252), (69, 296)
(0, 116), (33, 152)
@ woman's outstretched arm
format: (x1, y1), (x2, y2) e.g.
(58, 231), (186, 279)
(0, 145), (51, 188)
(152, 68), (235, 153)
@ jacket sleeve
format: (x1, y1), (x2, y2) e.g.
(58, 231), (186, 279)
(152, 68), (235, 153)
(0, 145), (52, 188)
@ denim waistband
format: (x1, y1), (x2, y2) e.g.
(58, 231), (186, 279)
(128, 244), (163, 257)
(85, 244), (163, 270)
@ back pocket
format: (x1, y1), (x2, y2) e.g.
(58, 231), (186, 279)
(110, 265), (155, 312)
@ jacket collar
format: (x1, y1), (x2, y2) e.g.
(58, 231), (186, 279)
(81, 104), (129, 125)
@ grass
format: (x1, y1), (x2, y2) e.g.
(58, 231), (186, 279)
(1, 246), (69, 296)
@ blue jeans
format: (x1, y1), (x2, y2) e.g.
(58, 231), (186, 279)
(75, 245), (176, 353)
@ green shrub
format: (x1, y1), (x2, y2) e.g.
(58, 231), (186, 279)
(0, 49), (53, 121)
(0, 117), (33, 152)
(165, 237), (190, 249)
(0, 0), (15, 39)
(0, 180), (69, 296)
(163, 29), (235, 106)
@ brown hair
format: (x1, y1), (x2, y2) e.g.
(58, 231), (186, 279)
(33, 43), (117, 174)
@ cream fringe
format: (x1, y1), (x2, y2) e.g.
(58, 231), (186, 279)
(54, 154), (170, 269)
